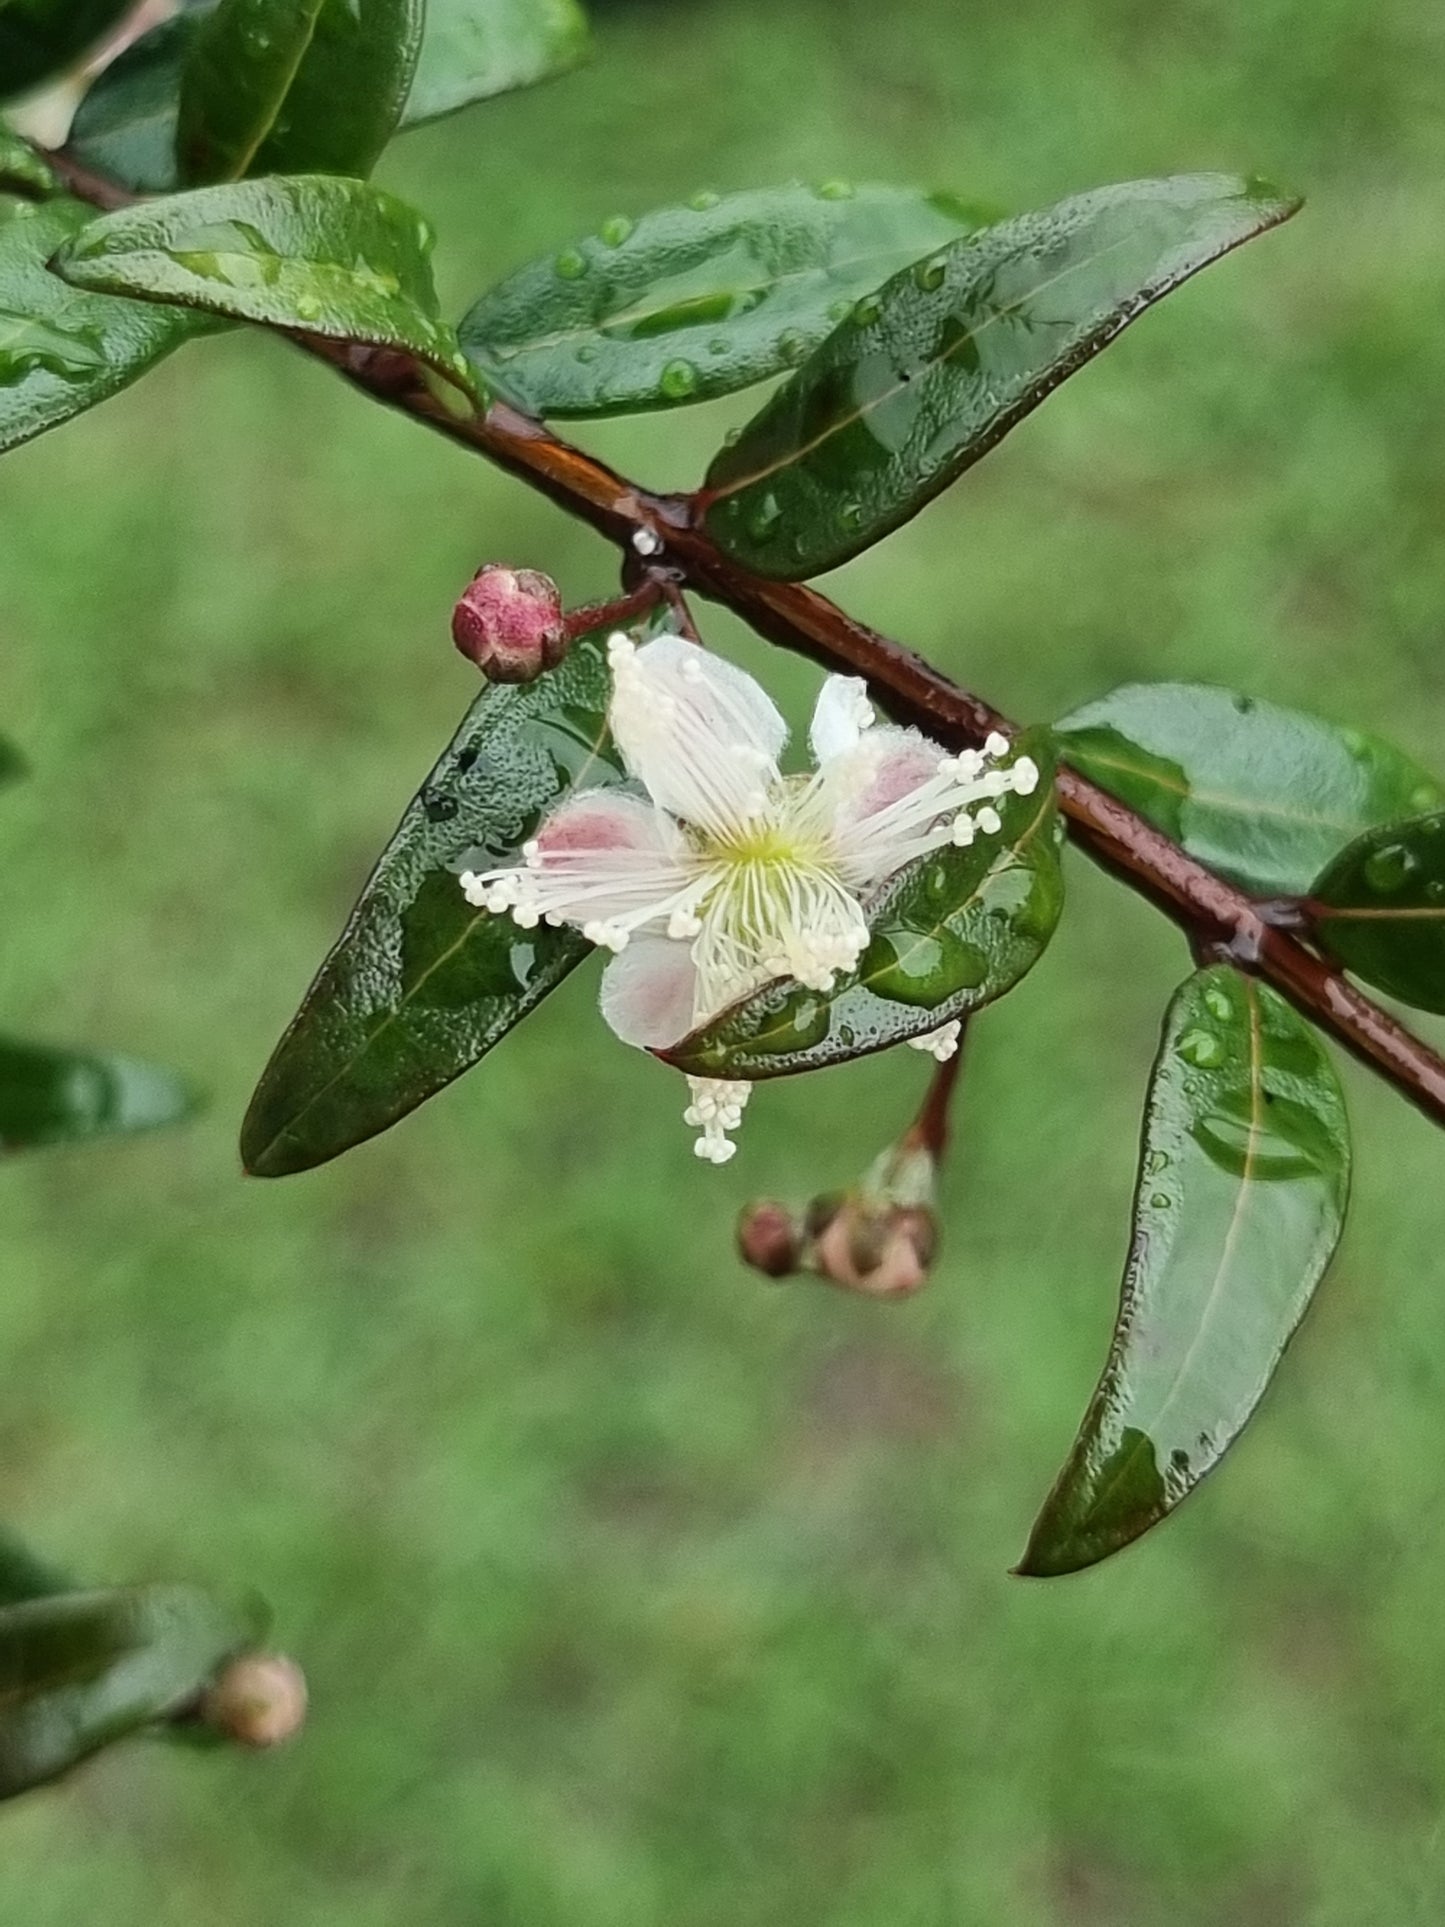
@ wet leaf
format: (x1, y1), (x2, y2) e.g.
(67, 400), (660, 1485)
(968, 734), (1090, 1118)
(176, 0), (423, 185)
(51, 176), (477, 392)
(1310, 811), (1445, 1012)
(0, 1537), (67, 1611)
(0, 1034), (197, 1148)
(0, 0), (133, 103)
(69, 3), (218, 195)
(665, 731), (1062, 1079)
(0, 1585), (253, 1798)
(0, 196), (205, 456)
(1054, 681), (1442, 898)
(243, 624), (640, 1177)
(1019, 965), (1349, 1577)
(704, 174), (1299, 580)
(460, 182), (989, 417)
(0, 132), (56, 199)
(403, 0), (589, 126)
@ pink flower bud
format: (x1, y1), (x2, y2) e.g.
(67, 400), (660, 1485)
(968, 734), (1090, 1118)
(452, 565), (566, 683)
(200, 1653), (308, 1749)
(810, 1201), (937, 1299)
(736, 1199), (802, 1278)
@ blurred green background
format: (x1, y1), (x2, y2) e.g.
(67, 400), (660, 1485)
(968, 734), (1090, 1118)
(4, 0), (1445, 1918)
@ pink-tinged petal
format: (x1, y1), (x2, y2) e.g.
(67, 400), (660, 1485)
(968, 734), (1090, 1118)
(599, 935), (700, 1048)
(809, 675), (874, 764)
(533, 788), (687, 865)
(607, 633), (787, 837)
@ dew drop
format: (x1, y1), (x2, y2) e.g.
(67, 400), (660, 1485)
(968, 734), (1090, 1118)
(744, 492), (783, 542)
(554, 248), (588, 280)
(659, 358), (699, 399)
(839, 501), (864, 530)
(851, 293), (883, 327)
(1203, 984), (1233, 1022)
(1362, 842), (1418, 893)
(293, 292), (323, 323)
(827, 297), (853, 324)
(599, 214), (633, 247)
(1143, 1149), (1170, 1177)
(574, 342), (599, 363)
(1149, 1193), (1172, 1210)
(707, 335), (729, 356)
(1428, 881), (1445, 904)
(1339, 727), (1368, 758)
(814, 179), (855, 200)
(1410, 783), (1443, 812)
(777, 329), (807, 364)
(688, 189), (721, 211)
(912, 254), (947, 292)
(1177, 1027), (1225, 1069)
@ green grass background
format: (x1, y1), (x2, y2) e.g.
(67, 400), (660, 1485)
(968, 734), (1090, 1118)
(4, 0), (1445, 1918)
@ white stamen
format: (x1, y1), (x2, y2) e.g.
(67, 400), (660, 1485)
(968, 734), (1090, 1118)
(632, 527), (663, 557)
(908, 1020), (961, 1062)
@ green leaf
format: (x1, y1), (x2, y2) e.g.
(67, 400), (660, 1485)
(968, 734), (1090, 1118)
(177, 0), (424, 185)
(0, 196), (205, 456)
(459, 182), (989, 418)
(0, 734), (25, 786)
(404, 0), (589, 126)
(1018, 965), (1349, 1577)
(0, 1034), (197, 1148)
(0, 1585), (252, 1797)
(242, 624), (640, 1178)
(68, 5), (216, 196)
(51, 176), (477, 391)
(0, 0), (133, 103)
(665, 731), (1062, 1080)
(1054, 682), (1443, 898)
(0, 130), (56, 198)
(1310, 811), (1445, 1013)
(703, 174), (1299, 580)
(0, 1537), (68, 1610)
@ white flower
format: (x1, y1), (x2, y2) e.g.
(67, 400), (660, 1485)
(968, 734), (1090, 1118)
(460, 634), (1038, 1163)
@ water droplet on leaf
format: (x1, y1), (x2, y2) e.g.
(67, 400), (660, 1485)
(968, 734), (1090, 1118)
(659, 358), (698, 399)
(1363, 842), (1418, 893)
(814, 179), (855, 200)
(599, 215), (633, 247)
(688, 189), (721, 211)
(912, 254), (947, 291)
(554, 248), (588, 280)
(1177, 1027), (1225, 1069)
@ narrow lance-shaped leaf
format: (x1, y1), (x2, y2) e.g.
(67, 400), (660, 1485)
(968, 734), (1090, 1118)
(1309, 810), (1445, 1013)
(0, 0), (133, 103)
(704, 174), (1300, 580)
(177, 0), (424, 185)
(0, 197), (206, 457)
(1019, 965), (1349, 1578)
(52, 176), (478, 394)
(241, 618), (671, 1178)
(0, 1585), (254, 1798)
(0, 1035), (197, 1148)
(403, 0), (589, 126)
(459, 183), (991, 418)
(0, 132), (56, 199)
(1054, 682), (1442, 898)
(665, 731), (1062, 1080)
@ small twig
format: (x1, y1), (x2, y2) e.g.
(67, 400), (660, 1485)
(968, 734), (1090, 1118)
(42, 142), (1445, 1135)
(561, 580), (661, 641)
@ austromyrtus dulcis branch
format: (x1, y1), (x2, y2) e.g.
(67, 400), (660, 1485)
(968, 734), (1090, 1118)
(46, 146), (1445, 1134)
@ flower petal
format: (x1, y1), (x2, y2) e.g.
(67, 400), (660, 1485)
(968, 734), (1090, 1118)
(607, 634), (787, 838)
(809, 675), (875, 764)
(599, 934), (700, 1047)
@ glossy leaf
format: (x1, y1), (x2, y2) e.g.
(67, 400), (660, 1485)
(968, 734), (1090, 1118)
(704, 174), (1299, 580)
(68, 4), (217, 196)
(460, 182), (989, 418)
(0, 1585), (251, 1797)
(177, 0), (423, 185)
(243, 624), (642, 1177)
(403, 0), (589, 126)
(0, 131), (56, 198)
(0, 196), (205, 456)
(0, 1034), (196, 1148)
(1056, 682), (1442, 899)
(0, 0), (132, 102)
(1310, 811), (1445, 1013)
(52, 176), (477, 392)
(1019, 965), (1349, 1577)
(665, 732), (1062, 1080)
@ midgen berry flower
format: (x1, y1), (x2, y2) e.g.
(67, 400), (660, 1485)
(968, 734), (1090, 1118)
(460, 634), (1038, 1162)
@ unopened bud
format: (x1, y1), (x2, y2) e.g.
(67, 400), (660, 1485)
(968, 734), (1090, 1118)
(810, 1199), (938, 1299)
(201, 1652), (308, 1749)
(452, 564), (566, 683)
(736, 1199), (802, 1277)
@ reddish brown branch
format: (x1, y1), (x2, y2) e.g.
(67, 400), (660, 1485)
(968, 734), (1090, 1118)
(44, 144), (1445, 1133)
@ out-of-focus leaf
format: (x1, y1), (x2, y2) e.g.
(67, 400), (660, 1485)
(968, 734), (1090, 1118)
(459, 182), (989, 417)
(0, 196), (205, 455)
(0, 1537), (67, 1610)
(242, 621), (650, 1177)
(665, 732), (1062, 1080)
(1019, 965), (1349, 1577)
(0, 0), (133, 103)
(1310, 811), (1445, 1012)
(703, 174), (1299, 580)
(176, 0), (423, 185)
(68, 4), (216, 196)
(0, 1034), (196, 1148)
(0, 130), (55, 197)
(0, 734), (25, 786)
(0, 1585), (252, 1797)
(52, 176), (476, 391)
(1054, 682), (1442, 899)
(403, 0), (589, 125)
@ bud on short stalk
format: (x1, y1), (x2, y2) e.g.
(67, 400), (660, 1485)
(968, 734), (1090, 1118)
(737, 1138), (940, 1299)
(452, 565), (566, 683)
(736, 1198), (804, 1276)
(200, 1652), (308, 1749)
